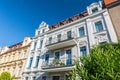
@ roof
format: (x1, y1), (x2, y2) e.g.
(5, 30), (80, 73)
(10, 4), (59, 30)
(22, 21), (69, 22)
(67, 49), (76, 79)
(104, 0), (117, 5)
(8, 42), (23, 52)
(49, 11), (88, 30)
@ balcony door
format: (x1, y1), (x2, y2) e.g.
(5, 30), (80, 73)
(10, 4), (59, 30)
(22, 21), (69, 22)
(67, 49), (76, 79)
(53, 76), (60, 80)
(66, 49), (72, 65)
(57, 34), (61, 42)
(55, 52), (60, 60)
(67, 31), (72, 39)
(45, 54), (49, 65)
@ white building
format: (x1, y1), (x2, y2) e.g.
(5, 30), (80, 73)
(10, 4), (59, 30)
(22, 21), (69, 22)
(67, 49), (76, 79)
(22, 22), (49, 80)
(22, 1), (118, 80)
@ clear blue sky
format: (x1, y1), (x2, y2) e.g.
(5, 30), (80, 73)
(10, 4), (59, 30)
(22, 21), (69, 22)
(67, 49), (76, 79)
(0, 0), (98, 47)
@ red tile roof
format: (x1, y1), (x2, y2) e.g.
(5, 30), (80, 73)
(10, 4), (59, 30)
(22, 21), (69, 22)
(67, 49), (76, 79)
(104, 0), (117, 5)
(49, 11), (88, 30)
(8, 42), (23, 52)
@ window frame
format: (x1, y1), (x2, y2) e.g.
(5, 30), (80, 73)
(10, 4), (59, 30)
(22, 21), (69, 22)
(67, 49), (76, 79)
(40, 40), (43, 48)
(35, 56), (40, 67)
(67, 31), (72, 39)
(80, 46), (87, 55)
(78, 26), (85, 37)
(57, 34), (61, 42)
(94, 20), (104, 32)
(28, 57), (33, 68)
(48, 37), (52, 44)
(54, 51), (60, 60)
(92, 7), (98, 14)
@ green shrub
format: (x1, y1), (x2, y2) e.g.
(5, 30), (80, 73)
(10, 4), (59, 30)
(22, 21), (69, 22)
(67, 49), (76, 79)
(69, 42), (120, 80)
(0, 72), (15, 80)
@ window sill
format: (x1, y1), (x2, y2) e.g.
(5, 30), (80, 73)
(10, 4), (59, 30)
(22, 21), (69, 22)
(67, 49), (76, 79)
(93, 30), (106, 34)
(26, 67), (31, 69)
(33, 66), (38, 68)
(77, 35), (87, 38)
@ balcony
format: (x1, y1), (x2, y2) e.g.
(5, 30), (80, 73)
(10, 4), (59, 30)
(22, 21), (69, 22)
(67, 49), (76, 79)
(46, 32), (76, 50)
(93, 30), (108, 43)
(41, 58), (75, 72)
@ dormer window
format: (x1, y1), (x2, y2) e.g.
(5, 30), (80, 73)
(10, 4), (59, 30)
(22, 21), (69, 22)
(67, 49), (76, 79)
(87, 1), (102, 15)
(92, 7), (98, 13)
(42, 29), (45, 33)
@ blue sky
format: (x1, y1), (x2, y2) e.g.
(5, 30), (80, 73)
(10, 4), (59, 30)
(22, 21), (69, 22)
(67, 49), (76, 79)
(0, 0), (98, 47)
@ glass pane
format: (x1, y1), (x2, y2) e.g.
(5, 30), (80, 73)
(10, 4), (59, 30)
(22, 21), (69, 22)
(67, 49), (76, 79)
(38, 31), (40, 35)
(29, 57), (33, 67)
(66, 49), (72, 65)
(95, 21), (103, 32)
(26, 77), (28, 80)
(55, 52), (60, 59)
(33, 42), (37, 50)
(67, 31), (72, 39)
(92, 7), (98, 13)
(57, 34), (61, 42)
(40, 40), (43, 48)
(45, 54), (49, 65)
(53, 76), (60, 80)
(33, 77), (36, 80)
(42, 29), (45, 33)
(49, 37), (52, 44)
(80, 46), (87, 55)
(35, 56), (40, 67)
(100, 41), (107, 45)
(42, 76), (46, 80)
(79, 27), (85, 37)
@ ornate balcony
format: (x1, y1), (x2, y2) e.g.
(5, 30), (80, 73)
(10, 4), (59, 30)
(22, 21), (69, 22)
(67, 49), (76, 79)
(46, 32), (76, 50)
(41, 58), (75, 72)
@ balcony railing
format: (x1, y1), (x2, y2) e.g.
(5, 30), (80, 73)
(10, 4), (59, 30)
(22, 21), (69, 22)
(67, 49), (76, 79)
(41, 58), (75, 69)
(46, 32), (76, 46)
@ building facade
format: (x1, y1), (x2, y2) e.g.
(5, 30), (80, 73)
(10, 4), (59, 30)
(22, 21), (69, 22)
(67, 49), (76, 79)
(22, 22), (49, 80)
(104, 0), (120, 40)
(0, 37), (31, 80)
(22, 1), (118, 80)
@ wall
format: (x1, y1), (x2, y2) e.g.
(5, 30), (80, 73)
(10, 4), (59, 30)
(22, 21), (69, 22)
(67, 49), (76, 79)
(108, 3), (120, 39)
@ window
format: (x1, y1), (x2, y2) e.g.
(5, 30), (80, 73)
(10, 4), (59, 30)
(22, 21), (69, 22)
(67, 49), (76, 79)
(33, 42), (37, 50)
(25, 77), (28, 80)
(80, 46), (87, 55)
(53, 76), (60, 80)
(95, 21), (103, 32)
(35, 56), (40, 67)
(28, 57), (33, 68)
(45, 54), (49, 65)
(38, 31), (40, 35)
(66, 49), (72, 65)
(33, 77), (36, 80)
(42, 29), (45, 33)
(42, 76), (46, 80)
(55, 52), (60, 60)
(57, 34), (61, 42)
(92, 7), (98, 13)
(49, 37), (52, 44)
(67, 31), (72, 39)
(40, 40), (43, 48)
(100, 41), (107, 45)
(79, 27), (85, 37)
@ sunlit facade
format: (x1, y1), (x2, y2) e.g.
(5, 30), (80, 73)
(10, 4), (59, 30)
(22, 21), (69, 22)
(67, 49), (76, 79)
(0, 37), (31, 80)
(22, 1), (118, 80)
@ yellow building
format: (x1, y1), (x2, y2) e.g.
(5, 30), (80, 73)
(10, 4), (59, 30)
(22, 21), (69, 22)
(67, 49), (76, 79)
(0, 37), (31, 80)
